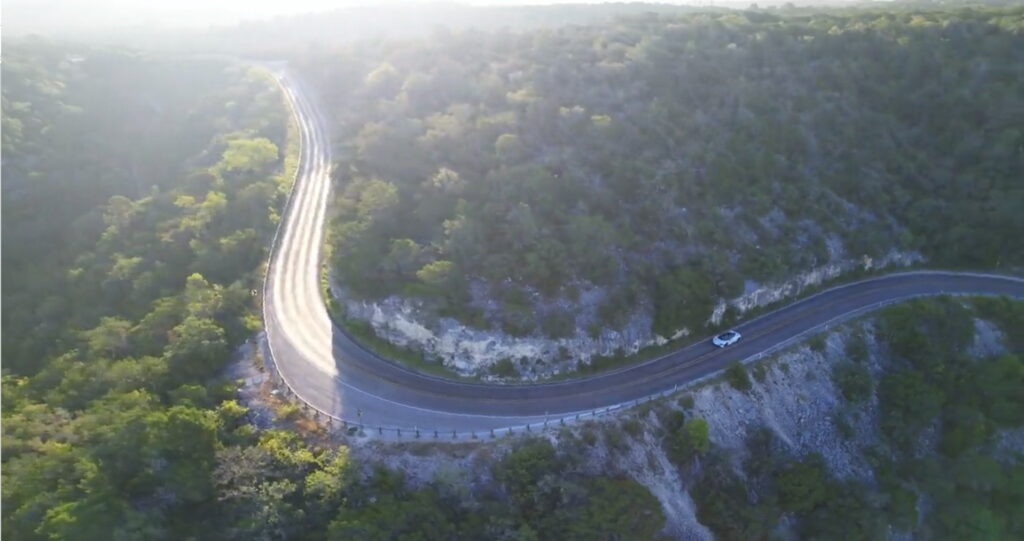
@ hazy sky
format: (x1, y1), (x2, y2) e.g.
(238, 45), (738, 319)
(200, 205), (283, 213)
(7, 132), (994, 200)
(6, 0), (713, 36)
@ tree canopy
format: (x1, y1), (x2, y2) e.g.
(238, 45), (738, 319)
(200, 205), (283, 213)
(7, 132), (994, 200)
(302, 6), (1024, 338)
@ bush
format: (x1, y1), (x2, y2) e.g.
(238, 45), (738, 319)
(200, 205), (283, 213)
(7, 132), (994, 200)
(275, 402), (301, 421)
(494, 439), (561, 508)
(693, 457), (778, 539)
(666, 417), (710, 464)
(603, 425), (627, 453)
(833, 361), (873, 403)
(622, 418), (643, 437)
(775, 454), (830, 513)
(726, 362), (751, 392)
(490, 358), (518, 378)
(845, 333), (869, 363)
(564, 478), (666, 540)
(580, 427), (598, 447)
(540, 308), (576, 339)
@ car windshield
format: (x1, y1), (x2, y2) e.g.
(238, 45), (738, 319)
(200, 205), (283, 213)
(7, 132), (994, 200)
(718, 332), (736, 340)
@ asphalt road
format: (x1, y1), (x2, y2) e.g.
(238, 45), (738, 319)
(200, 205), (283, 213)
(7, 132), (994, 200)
(262, 70), (1024, 436)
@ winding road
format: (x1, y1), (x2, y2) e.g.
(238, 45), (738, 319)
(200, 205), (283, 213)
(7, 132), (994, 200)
(262, 69), (1024, 436)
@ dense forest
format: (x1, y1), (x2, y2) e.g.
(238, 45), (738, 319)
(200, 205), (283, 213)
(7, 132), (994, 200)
(4, 5), (1024, 541)
(0, 41), (665, 540)
(302, 7), (1024, 339)
(2, 43), (288, 373)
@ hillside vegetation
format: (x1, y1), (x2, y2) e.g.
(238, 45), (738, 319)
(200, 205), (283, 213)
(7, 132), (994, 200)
(303, 7), (1024, 340)
(0, 41), (665, 540)
(2, 43), (289, 372)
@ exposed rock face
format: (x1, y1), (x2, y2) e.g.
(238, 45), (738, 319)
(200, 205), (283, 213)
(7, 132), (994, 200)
(708, 249), (923, 325)
(330, 250), (922, 378)
(691, 329), (885, 481)
(337, 284), (662, 379)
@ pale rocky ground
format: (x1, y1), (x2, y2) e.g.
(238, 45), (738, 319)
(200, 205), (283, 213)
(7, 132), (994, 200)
(231, 305), (1014, 540)
(332, 249), (922, 380)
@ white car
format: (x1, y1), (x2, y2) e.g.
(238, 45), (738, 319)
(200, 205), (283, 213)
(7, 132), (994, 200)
(712, 330), (742, 348)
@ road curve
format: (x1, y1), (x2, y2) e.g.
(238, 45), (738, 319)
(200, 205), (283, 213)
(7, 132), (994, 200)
(262, 70), (1024, 435)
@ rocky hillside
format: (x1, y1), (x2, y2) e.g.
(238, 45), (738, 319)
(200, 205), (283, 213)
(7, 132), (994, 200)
(356, 296), (1024, 539)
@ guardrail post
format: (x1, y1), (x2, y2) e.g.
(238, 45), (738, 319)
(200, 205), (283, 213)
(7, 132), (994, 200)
(490, 428), (496, 438)
(415, 427), (420, 438)
(434, 429), (439, 438)
(378, 426), (382, 435)
(397, 428), (401, 438)
(452, 429), (457, 439)
(526, 423), (531, 432)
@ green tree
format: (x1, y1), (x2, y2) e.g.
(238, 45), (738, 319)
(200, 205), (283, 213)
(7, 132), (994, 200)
(667, 417), (711, 464)
(164, 316), (229, 382)
(81, 317), (133, 358)
(775, 454), (830, 513)
(562, 478), (665, 540)
(219, 138), (279, 177)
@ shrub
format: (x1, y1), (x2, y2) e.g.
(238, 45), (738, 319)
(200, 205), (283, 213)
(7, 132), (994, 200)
(845, 333), (869, 363)
(540, 308), (576, 339)
(603, 425), (627, 452)
(726, 362), (751, 391)
(622, 418), (643, 437)
(666, 417), (710, 464)
(775, 454), (830, 513)
(490, 358), (518, 378)
(275, 402), (301, 421)
(833, 361), (873, 403)
(809, 335), (827, 353)
(580, 427), (598, 447)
